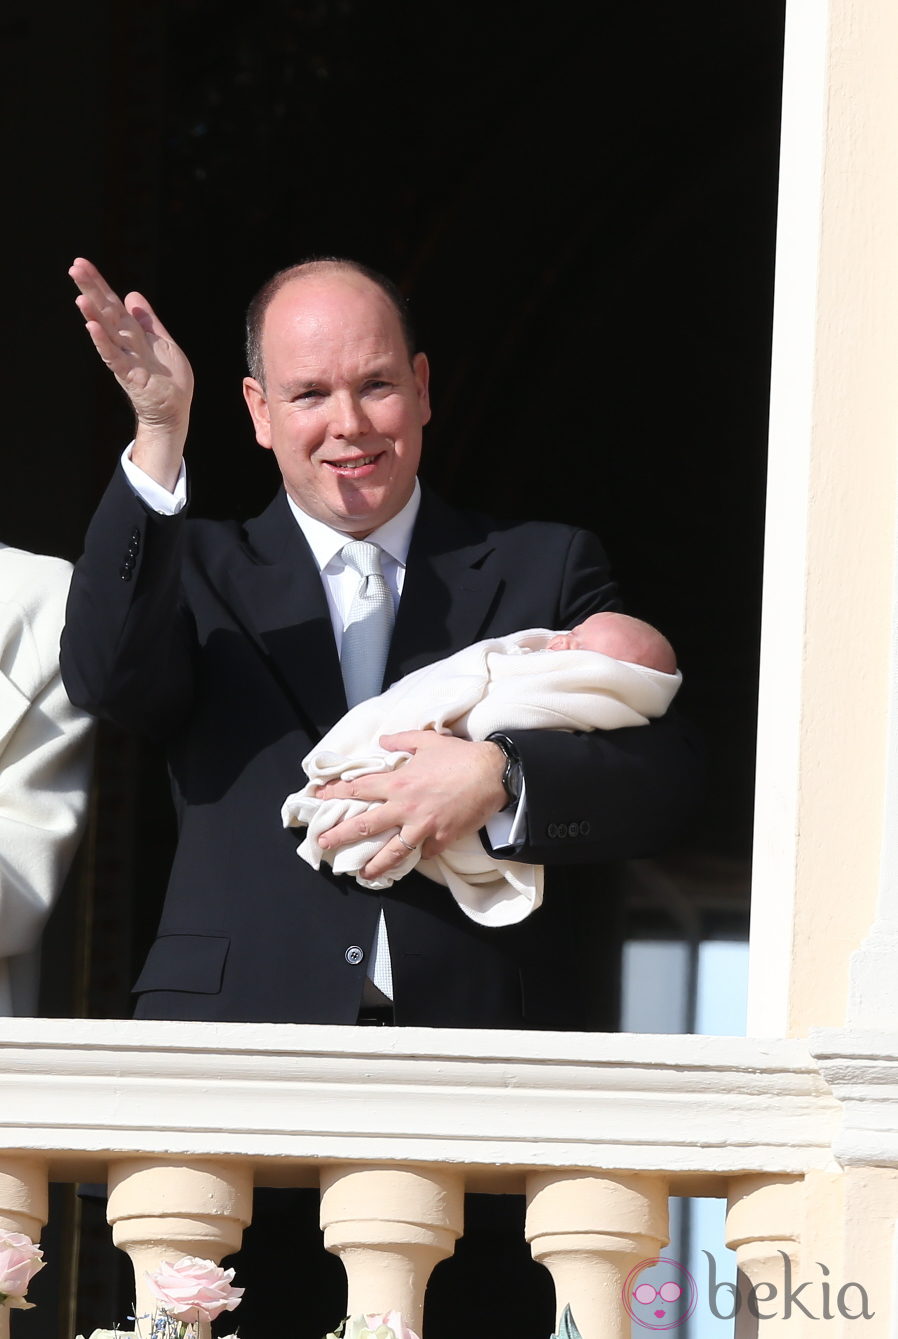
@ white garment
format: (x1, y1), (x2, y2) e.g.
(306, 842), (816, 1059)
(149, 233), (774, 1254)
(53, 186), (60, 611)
(282, 630), (681, 927)
(0, 546), (95, 1013)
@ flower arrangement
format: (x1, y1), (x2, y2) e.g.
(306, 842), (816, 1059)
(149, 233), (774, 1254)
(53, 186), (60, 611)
(75, 1256), (243, 1339)
(1, 1224), (584, 1339)
(322, 1305), (581, 1339)
(0, 1230), (45, 1309)
(323, 1313), (420, 1339)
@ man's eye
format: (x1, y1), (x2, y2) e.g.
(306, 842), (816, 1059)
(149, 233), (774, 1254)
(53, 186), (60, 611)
(294, 389), (323, 402)
(364, 379), (391, 393)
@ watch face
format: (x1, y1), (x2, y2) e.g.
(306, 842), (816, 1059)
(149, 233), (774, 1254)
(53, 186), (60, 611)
(489, 734), (521, 808)
(502, 757), (522, 807)
(507, 760), (522, 800)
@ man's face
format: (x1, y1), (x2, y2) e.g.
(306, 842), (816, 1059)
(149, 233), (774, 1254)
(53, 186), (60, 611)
(243, 270), (431, 536)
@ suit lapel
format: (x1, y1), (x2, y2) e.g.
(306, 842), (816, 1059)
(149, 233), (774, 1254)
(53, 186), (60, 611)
(385, 486), (501, 684)
(220, 491), (347, 739)
(215, 485), (502, 732)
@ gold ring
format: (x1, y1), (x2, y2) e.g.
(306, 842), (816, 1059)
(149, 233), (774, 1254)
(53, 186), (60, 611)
(396, 831), (417, 852)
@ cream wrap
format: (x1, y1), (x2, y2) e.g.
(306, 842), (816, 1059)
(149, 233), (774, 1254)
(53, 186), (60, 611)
(281, 629), (681, 927)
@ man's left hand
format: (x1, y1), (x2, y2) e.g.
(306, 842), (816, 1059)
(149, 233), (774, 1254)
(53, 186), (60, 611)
(316, 731), (507, 883)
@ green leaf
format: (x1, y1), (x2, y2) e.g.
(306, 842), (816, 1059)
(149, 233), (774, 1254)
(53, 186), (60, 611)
(550, 1303), (583, 1339)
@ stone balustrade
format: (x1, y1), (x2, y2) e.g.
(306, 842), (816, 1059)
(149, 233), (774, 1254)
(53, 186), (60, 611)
(0, 1018), (888, 1337)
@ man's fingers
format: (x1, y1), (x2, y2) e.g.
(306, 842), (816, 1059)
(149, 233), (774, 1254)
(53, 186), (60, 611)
(75, 287), (146, 355)
(78, 310), (150, 380)
(318, 803), (415, 853)
(71, 265), (155, 353)
(360, 831), (423, 881)
(317, 775), (390, 803)
(69, 258), (127, 315)
(124, 290), (172, 339)
(81, 319), (122, 367)
(125, 295), (154, 335)
(74, 291), (120, 331)
(379, 730), (431, 753)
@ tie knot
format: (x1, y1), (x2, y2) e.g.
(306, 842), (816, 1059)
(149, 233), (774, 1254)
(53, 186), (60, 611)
(341, 540), (384, 579)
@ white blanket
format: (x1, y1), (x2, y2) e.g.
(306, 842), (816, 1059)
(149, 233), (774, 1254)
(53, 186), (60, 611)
(281, 629), (681, 927)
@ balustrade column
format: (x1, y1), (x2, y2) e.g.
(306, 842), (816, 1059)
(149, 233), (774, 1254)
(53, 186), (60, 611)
(725, 1173), (803, 1339)
(525, 1170), (669, 1339)
(106, 1158), (253, 1336)
(319, 1164), (464, 1335)
(0, 1158), (48, 1339)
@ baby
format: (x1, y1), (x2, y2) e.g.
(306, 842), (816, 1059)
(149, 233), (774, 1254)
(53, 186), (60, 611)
(543, 611), (676, 667)
(282, 611), (681, 926)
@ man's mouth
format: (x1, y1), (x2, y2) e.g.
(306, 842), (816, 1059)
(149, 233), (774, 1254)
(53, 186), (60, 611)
(326, 454), (380, 473)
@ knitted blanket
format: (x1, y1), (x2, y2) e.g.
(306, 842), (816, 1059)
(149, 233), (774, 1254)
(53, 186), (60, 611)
(281, 629), (681, 926)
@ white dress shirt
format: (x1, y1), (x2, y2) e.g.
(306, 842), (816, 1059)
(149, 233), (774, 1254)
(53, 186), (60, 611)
(285, 487), (421, 1003)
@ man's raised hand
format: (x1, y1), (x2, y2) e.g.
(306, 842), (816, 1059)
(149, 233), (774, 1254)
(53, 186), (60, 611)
(69, 257), (194, 490)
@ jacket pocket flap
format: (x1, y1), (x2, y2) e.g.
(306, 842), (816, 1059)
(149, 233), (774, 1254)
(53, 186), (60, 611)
(132, 934), (230, 995)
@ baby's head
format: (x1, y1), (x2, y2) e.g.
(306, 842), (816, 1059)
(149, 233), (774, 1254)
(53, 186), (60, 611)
(547, 612), (677, 674)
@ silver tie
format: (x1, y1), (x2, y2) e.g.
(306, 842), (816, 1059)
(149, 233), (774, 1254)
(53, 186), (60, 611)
(340, 541), (395, 708)
(339, 540), (396, 1003)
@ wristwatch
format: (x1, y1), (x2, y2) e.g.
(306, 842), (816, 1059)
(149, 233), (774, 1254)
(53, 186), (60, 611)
(487, 732), (524, 811)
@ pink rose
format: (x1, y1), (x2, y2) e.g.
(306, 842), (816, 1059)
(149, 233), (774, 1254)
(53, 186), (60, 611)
(0, 1231), (45, 1309)
(145, 1256), (243, 1322)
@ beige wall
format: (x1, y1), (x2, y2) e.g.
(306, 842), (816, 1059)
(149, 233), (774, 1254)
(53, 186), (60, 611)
(752, 0), (898, 1035)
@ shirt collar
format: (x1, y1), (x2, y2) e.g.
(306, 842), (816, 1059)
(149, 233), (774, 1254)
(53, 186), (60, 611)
(285, 479), (421, 573)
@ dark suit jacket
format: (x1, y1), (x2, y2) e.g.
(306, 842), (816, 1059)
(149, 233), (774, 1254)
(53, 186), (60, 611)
(61, 468), (701, 1029)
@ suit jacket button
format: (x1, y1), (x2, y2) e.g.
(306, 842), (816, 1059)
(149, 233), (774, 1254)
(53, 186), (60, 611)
(130, 527), (141, 543)
(120, 565), (133, 582)
(568, 821), (580, 838)
(547, 822), (558, 839)
(579, 820), (591, 837)
(345, 945), (364, 966)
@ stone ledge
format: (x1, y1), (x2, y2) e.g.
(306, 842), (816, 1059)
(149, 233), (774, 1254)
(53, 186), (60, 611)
(0, 1020), (839, 1182)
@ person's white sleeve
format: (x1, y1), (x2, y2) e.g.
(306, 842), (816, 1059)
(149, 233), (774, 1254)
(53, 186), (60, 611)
(120, 443), (187, 514)
(0, 661), (95, 959)
(0, 555), (96, 1012)
(483, 784), (528, 850)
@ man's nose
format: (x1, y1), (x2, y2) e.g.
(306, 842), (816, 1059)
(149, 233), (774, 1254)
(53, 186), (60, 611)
(331, 392), (371, 439)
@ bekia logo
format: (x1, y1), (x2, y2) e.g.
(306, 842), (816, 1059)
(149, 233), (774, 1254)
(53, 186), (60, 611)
(622, 1258), (697, 1331)
(623, 1253), (874, 1329)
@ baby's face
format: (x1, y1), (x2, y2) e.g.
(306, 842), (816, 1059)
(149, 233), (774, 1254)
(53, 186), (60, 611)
(546, 619), (606, 653)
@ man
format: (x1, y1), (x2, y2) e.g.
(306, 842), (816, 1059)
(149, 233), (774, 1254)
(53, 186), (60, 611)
(62, 255), (700, 1334)
(62, 255), (699, 1030)
(0, 544), (95, 1015)
(61, 261), (701, 1028)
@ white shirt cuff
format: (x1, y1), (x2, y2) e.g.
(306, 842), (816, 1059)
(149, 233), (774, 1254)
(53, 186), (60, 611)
(484, 781), (528, 851)
(121, 443), (188, 514)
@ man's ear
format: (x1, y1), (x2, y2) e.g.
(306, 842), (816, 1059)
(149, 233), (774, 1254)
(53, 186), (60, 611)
(242, 377), (272, 448)
(413, 352), (432, 426)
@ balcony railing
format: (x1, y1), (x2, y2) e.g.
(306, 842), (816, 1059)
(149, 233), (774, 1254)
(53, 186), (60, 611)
(0, 1019), (858, 1337)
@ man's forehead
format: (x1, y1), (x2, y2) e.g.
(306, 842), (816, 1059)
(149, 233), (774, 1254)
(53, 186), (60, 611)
(267, 267), (388, 317)
(262, 270), (401, 347)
